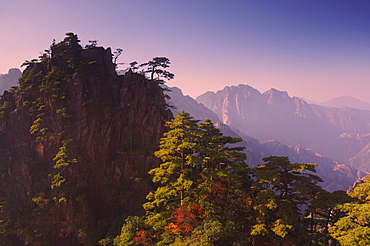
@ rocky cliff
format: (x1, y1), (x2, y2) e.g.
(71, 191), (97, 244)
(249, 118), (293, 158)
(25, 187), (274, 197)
(0, 36), (172, 245)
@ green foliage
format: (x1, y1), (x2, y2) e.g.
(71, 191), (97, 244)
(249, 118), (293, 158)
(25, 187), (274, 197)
(31, 196), (50, 208)
(307, 189), (352, 245)
(30, 117), (42, 134)
(329, 178), (370, 246)
(146, 111), (200, 207)
(111, 112), (334, 245)
(0, 101), (15, 117)
(56, 107), (72, 119)
(50, 139), (77, 190)
(252, 156), (324, 244)
(117, 111), (255, 245)
(112, 216), (152, 246)
(67, 57), (83, 72)
(9, 86), (20, 93)
(39, 66), (63, 95)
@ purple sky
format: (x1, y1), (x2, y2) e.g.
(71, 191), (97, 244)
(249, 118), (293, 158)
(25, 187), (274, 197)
(0, 0), (369, 102)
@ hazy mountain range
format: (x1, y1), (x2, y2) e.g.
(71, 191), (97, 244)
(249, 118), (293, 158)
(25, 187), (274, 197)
(167, 86), (368, 191)
(316, 95), (370, 111)
(193, 84), (370, 172)
(0, 68), (21, 93)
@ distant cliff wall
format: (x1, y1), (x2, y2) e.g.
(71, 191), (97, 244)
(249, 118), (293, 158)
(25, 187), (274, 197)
(0, 68), (22, 93)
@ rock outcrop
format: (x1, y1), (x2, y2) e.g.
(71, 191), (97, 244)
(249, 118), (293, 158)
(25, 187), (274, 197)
(0, 38), (172, 245)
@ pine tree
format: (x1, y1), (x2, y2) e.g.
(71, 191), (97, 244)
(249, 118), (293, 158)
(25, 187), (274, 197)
(143, 111), (201, 232)
(252, 156), (323, 245)
(129, 112), (253, 245)
(193, 119), (254, 245)
(139, 57), (174, 82)
(307, 190), (351, 245)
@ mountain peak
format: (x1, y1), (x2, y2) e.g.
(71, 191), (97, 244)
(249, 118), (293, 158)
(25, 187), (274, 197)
(263, 88), (289, 97)
(217, 84), (261, 97)
(263, 88), (294, 106)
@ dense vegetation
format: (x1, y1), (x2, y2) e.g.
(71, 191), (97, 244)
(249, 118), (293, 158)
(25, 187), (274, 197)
(101, 111), (369, 246)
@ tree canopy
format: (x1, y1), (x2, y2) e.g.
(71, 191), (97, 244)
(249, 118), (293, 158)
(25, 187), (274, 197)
(111, 112), (332, 246)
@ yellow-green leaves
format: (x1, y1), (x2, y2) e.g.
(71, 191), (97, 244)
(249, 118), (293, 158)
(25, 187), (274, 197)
(329, 178), (370, 246)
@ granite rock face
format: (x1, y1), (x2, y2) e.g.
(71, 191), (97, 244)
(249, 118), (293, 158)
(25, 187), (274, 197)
(0, 41), (172, 245)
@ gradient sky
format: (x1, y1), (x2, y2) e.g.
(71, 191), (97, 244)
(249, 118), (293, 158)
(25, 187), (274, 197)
(0, 0), (369, 102)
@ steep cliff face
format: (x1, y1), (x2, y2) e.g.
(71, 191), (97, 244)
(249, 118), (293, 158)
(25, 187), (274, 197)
(0, 38), (172, 245)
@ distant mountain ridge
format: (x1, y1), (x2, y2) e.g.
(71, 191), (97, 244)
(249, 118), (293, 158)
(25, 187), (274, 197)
(196, 84), (334, 155)
(317, 95), (370, 111)
(166, 86), (221, 123)
(196, 84), (370, 173)
(0, 68), (21, 93)
(166, 86), (364, 191)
